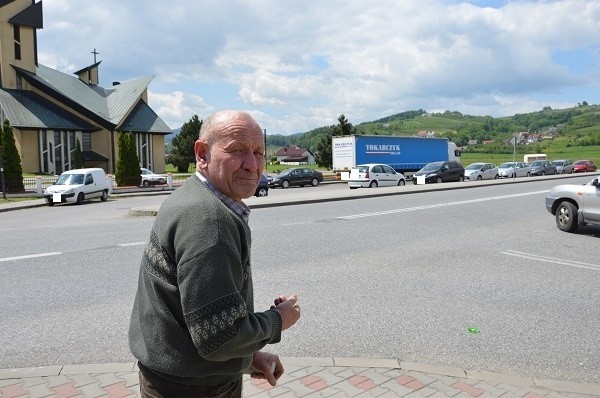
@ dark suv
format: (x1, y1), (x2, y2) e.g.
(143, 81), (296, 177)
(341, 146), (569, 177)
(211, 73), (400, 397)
(411, 161), (465, 184)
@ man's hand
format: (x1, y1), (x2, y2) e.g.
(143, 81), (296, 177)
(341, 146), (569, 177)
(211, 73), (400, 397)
(250, 351), (283, 386)
(272, 294), (301, 330)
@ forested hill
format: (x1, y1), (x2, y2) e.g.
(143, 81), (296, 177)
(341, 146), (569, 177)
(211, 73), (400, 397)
(268, 104), (600, 155)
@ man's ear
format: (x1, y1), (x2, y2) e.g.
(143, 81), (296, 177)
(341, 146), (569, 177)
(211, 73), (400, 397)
(194, 140), (208, 167)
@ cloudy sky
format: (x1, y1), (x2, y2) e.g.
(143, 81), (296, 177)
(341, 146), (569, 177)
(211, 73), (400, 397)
(37, 0), (600, 134)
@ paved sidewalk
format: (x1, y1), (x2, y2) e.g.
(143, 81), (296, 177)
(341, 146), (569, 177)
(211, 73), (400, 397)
(1, 357), (599, 398)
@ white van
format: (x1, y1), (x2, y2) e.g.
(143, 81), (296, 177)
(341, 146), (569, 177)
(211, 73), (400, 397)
(44, 168), (109, 205)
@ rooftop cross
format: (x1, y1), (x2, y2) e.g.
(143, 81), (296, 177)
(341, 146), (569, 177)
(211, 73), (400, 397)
(91, 48), (99, 63)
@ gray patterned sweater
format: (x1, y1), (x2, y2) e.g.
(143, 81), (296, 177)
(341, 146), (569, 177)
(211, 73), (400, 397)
(129, 175), (282, 386)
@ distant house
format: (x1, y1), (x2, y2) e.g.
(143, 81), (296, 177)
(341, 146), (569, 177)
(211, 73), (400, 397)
(274, 146), (315, 165)
(0, 0), (171, 175)
(416, 130), (435, 138)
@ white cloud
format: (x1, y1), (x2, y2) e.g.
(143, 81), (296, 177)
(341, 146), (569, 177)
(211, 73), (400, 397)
(36, 0), (600, 134)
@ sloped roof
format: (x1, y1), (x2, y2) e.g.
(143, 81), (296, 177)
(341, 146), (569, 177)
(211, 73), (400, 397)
(8, 1), (43, 28)
(275, 146), (310, 156)
(0, 88), (97, 131)
(15, 64), (167, 131)
(118, 100), (172, 134)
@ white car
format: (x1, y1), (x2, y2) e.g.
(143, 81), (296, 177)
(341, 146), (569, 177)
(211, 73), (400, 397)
(44, 168), (109, 205)
(140, 168), (167, 187)
(347, 163), (406, 189)
(464, 162), (499, 181)
(546, 177), (600, 232)
(498, 162), (531, 178)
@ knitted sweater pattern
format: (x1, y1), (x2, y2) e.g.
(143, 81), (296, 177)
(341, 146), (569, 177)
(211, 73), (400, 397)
(129, 176), (282, 386)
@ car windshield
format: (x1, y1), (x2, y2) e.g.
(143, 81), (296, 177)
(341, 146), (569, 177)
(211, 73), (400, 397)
(574, 161), (586, 165)
(553, 161), (564, 166)
(529, 161), (544, 166)
(465, 164), (483, 170)
(421, 162), (443, 171)
(499, 163), (515, 168)
(356, 165), (369, 172)
(55, 174), (84, 185)
(278, 169), (293, 176)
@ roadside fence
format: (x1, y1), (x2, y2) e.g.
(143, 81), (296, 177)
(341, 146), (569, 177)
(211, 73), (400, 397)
(1, 173), (190, 197)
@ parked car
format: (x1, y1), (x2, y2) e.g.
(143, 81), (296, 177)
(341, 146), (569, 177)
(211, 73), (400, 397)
(497, 162), (531, 178)
(254, 174), (269, 197)
(268, 167), (323, 188)
(464, 162), (498, 181)
(572, 160), (597, 173)
(545, 177), (600, 232)
(347, 163), (406, 189)
(140, 168), (167, 187)
(411, 161), (465, 184)
(528, 160), (557, 176)
(552, 159), (574, 174)
(44, 168), (109, 205)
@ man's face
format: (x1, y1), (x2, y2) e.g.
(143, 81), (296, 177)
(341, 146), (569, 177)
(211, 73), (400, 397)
(196, 115), (265, 201)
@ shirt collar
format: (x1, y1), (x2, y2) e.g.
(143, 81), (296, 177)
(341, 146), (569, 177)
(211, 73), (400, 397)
(195, 172), (250, 223)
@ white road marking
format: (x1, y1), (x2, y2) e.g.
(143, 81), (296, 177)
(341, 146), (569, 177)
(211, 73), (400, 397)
(501, 249), (600, 271)
(0, 252), (62, 262)
(338, 190), (549, 219)
(118, 242), (146, 247)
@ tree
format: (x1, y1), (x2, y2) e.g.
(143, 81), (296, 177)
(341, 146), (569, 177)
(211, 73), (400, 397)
(315, 114), (356, 169)
(115, 132), (141, 187)
(0, 119), (25, 192)
(168, 115), (202, 172)
(73, 137), (84, 169)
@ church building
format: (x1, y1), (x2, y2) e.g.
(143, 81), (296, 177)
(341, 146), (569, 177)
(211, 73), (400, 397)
(0, 0), (172, 175)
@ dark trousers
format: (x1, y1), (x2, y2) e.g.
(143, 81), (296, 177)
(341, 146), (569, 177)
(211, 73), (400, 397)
(138, 364), (242, 398)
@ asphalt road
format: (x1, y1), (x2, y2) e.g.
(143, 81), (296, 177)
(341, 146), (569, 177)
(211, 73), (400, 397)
(0, 174), (598, 385)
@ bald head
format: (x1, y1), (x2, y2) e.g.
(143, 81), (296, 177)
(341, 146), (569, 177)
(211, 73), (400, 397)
(194, 110), (265, 201)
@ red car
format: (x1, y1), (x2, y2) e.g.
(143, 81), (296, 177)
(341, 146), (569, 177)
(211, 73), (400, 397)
(572, 160), (597, 173)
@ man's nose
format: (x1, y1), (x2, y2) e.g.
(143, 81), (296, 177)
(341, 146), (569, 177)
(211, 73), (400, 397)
(242, 151), (259, 171)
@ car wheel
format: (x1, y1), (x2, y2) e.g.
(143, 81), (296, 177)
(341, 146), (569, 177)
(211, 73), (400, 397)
(282, 180), (290, 189)
(494, 174), (499, 179)
(555, 201), (579, 232)
(541, 171), (545, 176)
(369, 180), (378, 188)
(100, 190), (108, 202)
(526, 172), (531, 177)
(256, 187), (268, 197)
(476, 175), (482, 181)
(76, 192), (85, 205)
(398, 179), (405, 186)
(142, 180), (150, 187)
(311, 177), (319, 187)
(436, 177), (443, 184)
(47, 198), (54, 206)
(458, 176), (464, 182)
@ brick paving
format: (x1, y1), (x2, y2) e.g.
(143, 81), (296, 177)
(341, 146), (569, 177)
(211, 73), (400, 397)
(1, 358), (599, 398)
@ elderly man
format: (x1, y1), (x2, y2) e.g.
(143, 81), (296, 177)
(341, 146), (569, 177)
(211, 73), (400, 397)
(129, 110), (301, 397)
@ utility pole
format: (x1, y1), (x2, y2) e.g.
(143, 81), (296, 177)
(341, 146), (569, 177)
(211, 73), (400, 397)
(263, 129), (267, 169)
